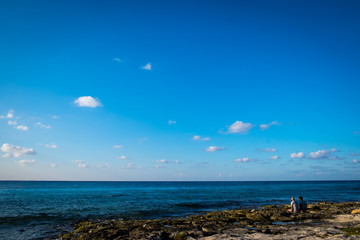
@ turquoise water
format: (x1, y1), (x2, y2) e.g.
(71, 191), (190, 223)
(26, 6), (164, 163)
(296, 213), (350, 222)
(1, 181), (359, 239)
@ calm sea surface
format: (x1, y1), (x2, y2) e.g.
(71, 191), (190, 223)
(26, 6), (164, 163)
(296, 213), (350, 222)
(1, 181), (359, 239)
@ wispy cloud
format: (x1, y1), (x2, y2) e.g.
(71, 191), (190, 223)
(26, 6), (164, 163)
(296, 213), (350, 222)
(15, 159), (35, 166)
(0, 109), (14, 119)
(50, 163), (57, 168)
(45, 143), (57, 149)
(35, 122), (51, 129)
(74, 96), (102, 108)
(112, 58), (121, 62)
(259, 121), (282, 130)
(113, 145), (123, 149)
(121, 163), (141, 169)
(193, 135), (210, 141)
(290, 152), (305, 159)
(98, 163), (111, 168)
(117, 156), (128, 160)
(1, 143), (36, 158)
(225, 121), (253, 134)
(352, 159), (359, 163)
(349, 153), (360, 156)
(15, 125), (28, 131)
(72, 160), (88, 168)
(233, 157), (249, 163)
(264, 148), (277, 152)
(142, 63), (152, 70)
(354, 131), (360, 135)
(52, 115), (59, 119)
(168, 120), (176, 125)
(7, 120), (17, 125)
(269, 155), (280, 160)
(156, 159), (168, 164)
(205, 146), (225, 152)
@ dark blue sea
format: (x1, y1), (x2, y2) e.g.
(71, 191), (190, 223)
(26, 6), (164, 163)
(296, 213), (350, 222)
(1, 181), (359, 240)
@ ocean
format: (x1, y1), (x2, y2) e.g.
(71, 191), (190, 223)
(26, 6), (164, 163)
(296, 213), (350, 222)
(1, 181), (359, 240)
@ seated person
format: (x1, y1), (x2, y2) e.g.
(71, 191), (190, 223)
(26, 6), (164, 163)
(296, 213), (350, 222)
(298, 196), (307, 211)
(287, 197), (299, 213)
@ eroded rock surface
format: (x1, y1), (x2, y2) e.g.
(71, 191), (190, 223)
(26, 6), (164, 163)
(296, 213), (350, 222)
(60, 202), (360, 240)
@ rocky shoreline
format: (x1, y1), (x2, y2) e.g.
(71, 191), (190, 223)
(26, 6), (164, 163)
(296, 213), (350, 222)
(60, 202), (360, 240)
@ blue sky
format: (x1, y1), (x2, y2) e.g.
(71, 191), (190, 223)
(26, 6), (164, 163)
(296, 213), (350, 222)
(0, 0), (359, 180)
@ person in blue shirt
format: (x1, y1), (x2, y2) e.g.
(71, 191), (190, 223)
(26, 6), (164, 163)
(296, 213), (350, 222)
(298, 196), (308, 211)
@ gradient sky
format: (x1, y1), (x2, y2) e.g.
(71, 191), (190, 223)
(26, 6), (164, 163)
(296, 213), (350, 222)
(1, 0), (360, 181)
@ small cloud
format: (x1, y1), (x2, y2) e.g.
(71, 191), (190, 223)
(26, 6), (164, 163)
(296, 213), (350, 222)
(113, 58), (121, 62)
(50, 163), (57, 168)
(259, 121), (282, 130)
(72, 160), (88, 168)
(233, 157), (249, 163)
(45, 143), (57, 149)
(226, 121), (253, 134)
(74, 96), (102, 108)
(52, 115), (59, 119)
(98, 163), (111, 168)
(0, 109), (14, 119)
(264, 148), (277, 152)
(308, 149), (339, 160)
(193, 135), (210, 141)
(349, 153), (360, 156)
(205, 146), (225, 152)
(7, 120), (17, 125)
(121, 163), (140, 169)
(113, 145), (123, 149)
(352, 159), (359, 163)
(1, 143), (36, 158)
(117, 156), (128, 160)
(15, 125), (28, 131)
(217, 173), (222, 177)
(174, 160), (181, 164)
(290, 152), (305, 159)
(179, 172), (183, 177)
(269, 155), (280, 160)
(15, 159), (35, 166)
(156, 159), (168, 164)
(168, 120), (176, 125)
(142, 63), (152, 70)
(35, 122), (51, 129)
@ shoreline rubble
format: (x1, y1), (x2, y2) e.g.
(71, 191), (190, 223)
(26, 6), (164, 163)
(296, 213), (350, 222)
(60, 202), (360, 239)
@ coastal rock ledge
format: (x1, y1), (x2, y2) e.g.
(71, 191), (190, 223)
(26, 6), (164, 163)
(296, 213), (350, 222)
(60, 202), (360, 240)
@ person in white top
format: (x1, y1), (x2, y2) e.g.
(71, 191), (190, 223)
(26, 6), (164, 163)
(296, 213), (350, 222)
(287, 197), (299, 213)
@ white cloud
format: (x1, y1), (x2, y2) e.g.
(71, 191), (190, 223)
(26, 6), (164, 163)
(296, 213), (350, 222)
(0, 109), (14, 119)
(205, 146), (225, 152)
(179, 172), (183, 177)
(72, 160), (88, 168)
(168, 120), (176, 125)
(113, 145), (123, 149)
(349, 153), (360, 156)
(264, 148), (277, 152)
(1, 143), (36, 158)
(269, 155), (280, 160)
(121, 163), (141, 169)
(233, 157), (249, 163)
(117, 156), (127, 160)
(193, 135), (211, 141)
(174, 160), (181, 164)
(259, 121), (282, 130)
(35, 122), (51, 129)
(352, 159), (359, 163)
(50, 163), (57, 168)
(7, 120), (17, 125)
(52, 115), (59, 119)
(15, 125), (28, 131)
(155, 165), (163, 168)
(45, 143), (57, 149)
(156, 159), (168, 164)
(98, 163), (111, 168)
(74, 96), (102, 108)
(15, 159), (35, 166)
(290, 152), (305, 159)
(226, 121), (253, 134)
(142, 63), (152, 70)
(113, 58), (121, 62)
(308, 149), (342, 160)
